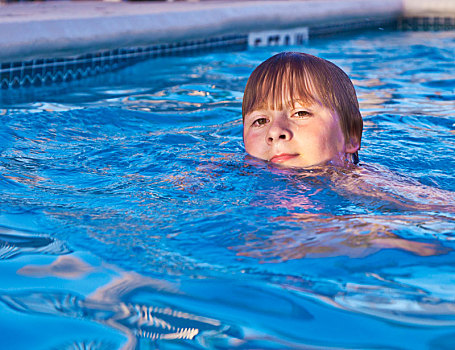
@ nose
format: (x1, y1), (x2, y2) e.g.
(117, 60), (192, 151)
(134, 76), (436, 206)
(266, 118), (293, 144)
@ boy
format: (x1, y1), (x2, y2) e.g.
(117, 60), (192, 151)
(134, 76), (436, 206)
(243, 52), (363, 168)
(241, 52), (455, 211)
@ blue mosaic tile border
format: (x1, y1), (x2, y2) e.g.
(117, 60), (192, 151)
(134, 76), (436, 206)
(0, 34), (247, 89)
(309, 18), (396, 37)
(398, 16), (455, 31)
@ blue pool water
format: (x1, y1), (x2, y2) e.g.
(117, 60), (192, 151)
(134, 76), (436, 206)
(1, 29), (455, 349)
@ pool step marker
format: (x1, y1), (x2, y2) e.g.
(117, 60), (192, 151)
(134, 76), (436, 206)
(248, 27), (309, 47)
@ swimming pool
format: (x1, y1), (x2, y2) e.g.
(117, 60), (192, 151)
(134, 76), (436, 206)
(1, 29), (455, 349)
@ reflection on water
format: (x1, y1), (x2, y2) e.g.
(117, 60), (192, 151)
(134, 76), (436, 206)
(18, 255), (94, 279)
(1, 30), (455, 349)
(1, 247), (240, 349)
(0, 226), (71, 260)
(233, 213), (451, 261)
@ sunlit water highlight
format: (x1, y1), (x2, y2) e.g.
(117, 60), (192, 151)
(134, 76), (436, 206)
(1, 30), (455, 349)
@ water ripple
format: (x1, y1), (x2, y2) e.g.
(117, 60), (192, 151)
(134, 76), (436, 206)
(1, 30), (455, 349)
(0, 226), (71, 260)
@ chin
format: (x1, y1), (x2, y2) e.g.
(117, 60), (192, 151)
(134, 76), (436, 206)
(270, 158), (313, 168)
(273, 156), (345, 169)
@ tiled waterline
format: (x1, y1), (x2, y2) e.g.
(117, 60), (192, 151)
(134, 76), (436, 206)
(0, 16), (398, 90)
(0, 35), (247, 89)
(398, 16), (455, 31)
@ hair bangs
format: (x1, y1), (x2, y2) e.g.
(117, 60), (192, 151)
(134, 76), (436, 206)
(242, 56), (318, 119)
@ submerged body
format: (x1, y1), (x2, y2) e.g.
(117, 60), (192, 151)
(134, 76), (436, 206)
(241, 50), (455, 260)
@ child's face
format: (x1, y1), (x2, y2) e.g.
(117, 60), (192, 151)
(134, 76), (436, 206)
(243, 100), (357, 168)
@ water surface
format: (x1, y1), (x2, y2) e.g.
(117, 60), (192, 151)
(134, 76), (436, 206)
(1, 29), (455, 349)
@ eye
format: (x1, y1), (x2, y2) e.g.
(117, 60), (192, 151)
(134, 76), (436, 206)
(293, 110), (312, 118)
(252, 117), (269, 127)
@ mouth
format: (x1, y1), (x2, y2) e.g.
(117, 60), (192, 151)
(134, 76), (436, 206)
(269, 153), (300, 164)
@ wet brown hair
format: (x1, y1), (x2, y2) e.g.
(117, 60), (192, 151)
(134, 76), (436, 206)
(242, 52), (363, 158)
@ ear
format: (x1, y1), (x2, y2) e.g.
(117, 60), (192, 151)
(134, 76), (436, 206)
(345, 136), (360, 154)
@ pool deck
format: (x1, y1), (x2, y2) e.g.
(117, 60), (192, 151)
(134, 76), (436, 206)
(0, 0), (454, 64)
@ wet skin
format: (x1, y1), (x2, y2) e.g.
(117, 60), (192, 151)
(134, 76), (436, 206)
(243, 100), (359, 168)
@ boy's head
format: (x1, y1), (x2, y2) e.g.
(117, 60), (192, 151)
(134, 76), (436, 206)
(242, 52), (363, 168)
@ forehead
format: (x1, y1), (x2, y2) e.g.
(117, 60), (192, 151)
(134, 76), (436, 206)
(247, 87), (321, 117)
(254, 96), (318, 110)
